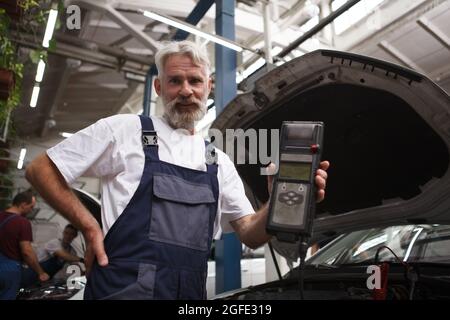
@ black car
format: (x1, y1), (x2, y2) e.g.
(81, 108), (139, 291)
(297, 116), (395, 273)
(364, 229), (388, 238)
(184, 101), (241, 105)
(211, 50), (450, 300)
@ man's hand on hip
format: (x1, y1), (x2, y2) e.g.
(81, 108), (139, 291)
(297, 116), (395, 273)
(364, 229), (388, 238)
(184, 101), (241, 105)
(83, 225), (109, 275)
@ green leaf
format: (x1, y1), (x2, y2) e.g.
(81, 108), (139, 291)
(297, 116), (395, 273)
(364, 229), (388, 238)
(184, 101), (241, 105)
(57, 0), (65, 14)
(48, 39), (57, 52)
(29, 49), (42, 64)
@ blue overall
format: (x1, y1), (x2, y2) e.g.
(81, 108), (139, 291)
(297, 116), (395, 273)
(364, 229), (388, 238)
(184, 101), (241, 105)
(0, 214), (21, 300)
(84, 115), (219, 300)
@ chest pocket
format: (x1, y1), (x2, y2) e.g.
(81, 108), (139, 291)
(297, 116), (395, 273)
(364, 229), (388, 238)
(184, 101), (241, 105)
(149, 173), (215, 251)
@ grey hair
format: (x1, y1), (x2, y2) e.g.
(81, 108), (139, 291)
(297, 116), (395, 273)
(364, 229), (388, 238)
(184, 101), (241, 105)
(155, 40), (211, 79)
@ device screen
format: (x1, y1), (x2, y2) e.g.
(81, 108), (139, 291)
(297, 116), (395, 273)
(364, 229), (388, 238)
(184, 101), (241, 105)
(279, 162), (311, 180)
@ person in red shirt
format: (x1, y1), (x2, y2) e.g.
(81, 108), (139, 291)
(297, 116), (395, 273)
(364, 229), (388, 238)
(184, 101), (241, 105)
(0, 190), (49, 300)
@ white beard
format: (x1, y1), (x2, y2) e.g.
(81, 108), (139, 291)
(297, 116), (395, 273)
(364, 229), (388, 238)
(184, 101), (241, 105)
(162, 95), (207, 131)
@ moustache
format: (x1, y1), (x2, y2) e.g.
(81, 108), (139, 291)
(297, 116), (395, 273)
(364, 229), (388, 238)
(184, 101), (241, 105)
(171, 97), (202, 108)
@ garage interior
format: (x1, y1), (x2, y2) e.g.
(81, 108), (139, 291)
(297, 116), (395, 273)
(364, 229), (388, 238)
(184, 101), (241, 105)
(1, 0), (449, 300)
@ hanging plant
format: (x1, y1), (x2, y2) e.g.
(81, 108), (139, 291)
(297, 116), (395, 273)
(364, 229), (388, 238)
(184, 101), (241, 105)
(0, 68), (15, 101)
(0, 6), (23, 126)
(0, 0), (54, 128)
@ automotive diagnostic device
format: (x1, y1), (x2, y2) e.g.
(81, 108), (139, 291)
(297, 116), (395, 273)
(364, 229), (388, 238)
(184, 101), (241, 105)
(266, 121), (324, 243)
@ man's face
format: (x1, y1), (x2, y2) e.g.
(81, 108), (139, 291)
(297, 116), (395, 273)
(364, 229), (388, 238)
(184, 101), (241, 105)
(20, 197), (36, 215)
(154, 54), (212, 130)
(62, 228), (77, 245)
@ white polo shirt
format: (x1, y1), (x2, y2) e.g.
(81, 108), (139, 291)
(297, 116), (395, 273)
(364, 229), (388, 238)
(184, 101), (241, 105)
(47, 114), (254, 239)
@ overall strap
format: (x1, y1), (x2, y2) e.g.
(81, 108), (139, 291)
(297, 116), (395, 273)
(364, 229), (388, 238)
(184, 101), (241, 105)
(139, 115), (159, 161)
(0, 214), (18, 232)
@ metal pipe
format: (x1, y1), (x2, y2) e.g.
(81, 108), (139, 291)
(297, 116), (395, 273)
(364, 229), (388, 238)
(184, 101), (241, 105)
(11, 37), (150, 75)
(55, 34), (155, 66)
(262, 1), (273, 64)
(276, 0), (361, 59)
(215, 0), (241, 294)
(238, 0), (318, 72)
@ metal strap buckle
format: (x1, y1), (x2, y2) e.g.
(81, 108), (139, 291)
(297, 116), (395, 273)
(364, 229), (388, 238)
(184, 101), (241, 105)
(142, 130), (158, 146)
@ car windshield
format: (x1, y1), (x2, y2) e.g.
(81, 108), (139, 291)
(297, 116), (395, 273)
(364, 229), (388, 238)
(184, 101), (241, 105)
(307, 224), (450, 267)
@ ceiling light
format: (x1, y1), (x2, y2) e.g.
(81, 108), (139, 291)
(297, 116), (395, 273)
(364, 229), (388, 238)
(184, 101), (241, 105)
(30, 85), (40, 108)
(60, 132), (73, 138)
(35, 59), (46, 82)
(42, 9), (58, 48)
(141, 10), (248, 53)
(125, 72), (146, 83)
(17, 148), (26, 170)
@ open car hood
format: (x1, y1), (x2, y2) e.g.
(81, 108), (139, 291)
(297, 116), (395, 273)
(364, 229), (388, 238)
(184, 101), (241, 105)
(211, 50), (450, 244)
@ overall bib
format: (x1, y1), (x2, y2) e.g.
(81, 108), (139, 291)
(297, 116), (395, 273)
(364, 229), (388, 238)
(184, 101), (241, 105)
(84, 115), (219, 299)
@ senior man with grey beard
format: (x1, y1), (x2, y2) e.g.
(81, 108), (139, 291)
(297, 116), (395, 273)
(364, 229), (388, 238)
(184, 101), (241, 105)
(25, 40), (329, 300)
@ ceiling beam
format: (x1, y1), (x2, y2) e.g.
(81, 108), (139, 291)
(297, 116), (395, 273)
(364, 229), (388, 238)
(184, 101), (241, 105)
(12, 34), (150, 75)
(348, 0), (448, 52)
(40, 67), (72, 137)
(377, 40), (425, 74)
(110, 82), (140, 115)
(417, 17), (450, 49)
(69, 0), (161, 52)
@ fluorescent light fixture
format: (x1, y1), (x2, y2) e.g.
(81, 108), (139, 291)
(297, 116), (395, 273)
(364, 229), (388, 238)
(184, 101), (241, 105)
(42, 9), (58, 48)
(242, 57), (265, 78)
(35, 59), (46, 82)
(141, 10), (245, 52)
(125, 71), (146, 83)
(17, 148), (26, 170)
(60, 132), (73, 138)
(30, 85), (40, 108)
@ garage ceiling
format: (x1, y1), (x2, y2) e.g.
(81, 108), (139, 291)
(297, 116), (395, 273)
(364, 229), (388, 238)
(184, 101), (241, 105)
(9, 0), (450, 143)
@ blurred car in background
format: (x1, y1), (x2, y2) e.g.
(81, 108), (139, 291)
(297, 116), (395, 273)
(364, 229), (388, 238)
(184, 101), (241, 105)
(215, 224), (450, 300)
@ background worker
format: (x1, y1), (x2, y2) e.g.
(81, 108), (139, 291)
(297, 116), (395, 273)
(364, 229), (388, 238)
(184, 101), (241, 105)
(21, 224), (84, 288)
(0, 190), (49, 299)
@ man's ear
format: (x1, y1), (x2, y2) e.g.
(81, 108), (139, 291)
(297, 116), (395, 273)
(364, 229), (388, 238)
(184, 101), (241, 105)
(207, 77), (212, 94)
(154, 77), (161, 96)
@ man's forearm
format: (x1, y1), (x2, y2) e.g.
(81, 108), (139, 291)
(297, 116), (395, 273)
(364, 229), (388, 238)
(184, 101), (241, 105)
(55, 250), (83, 263)
(25, 153), (100, 234)
(23, 252), (45, 275)
(231, 203), (272, 249)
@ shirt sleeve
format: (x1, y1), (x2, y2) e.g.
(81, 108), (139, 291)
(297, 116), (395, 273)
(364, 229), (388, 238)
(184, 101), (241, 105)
(46, 117), (124, 184)
(219, 153), (255, 233)
(18, 219), (33, 242)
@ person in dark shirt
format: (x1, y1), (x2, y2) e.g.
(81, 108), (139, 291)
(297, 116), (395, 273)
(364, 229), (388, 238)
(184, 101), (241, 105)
(0, 190), (49, 300)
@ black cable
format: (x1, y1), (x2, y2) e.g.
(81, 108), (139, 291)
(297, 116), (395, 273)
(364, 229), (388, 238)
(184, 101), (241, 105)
(374, 245), (407, 266)
(252, 188), (282, 281)
(374, 245), (417, 300)
(268, 241), (282, 281)
(298, 238), (309, 300)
